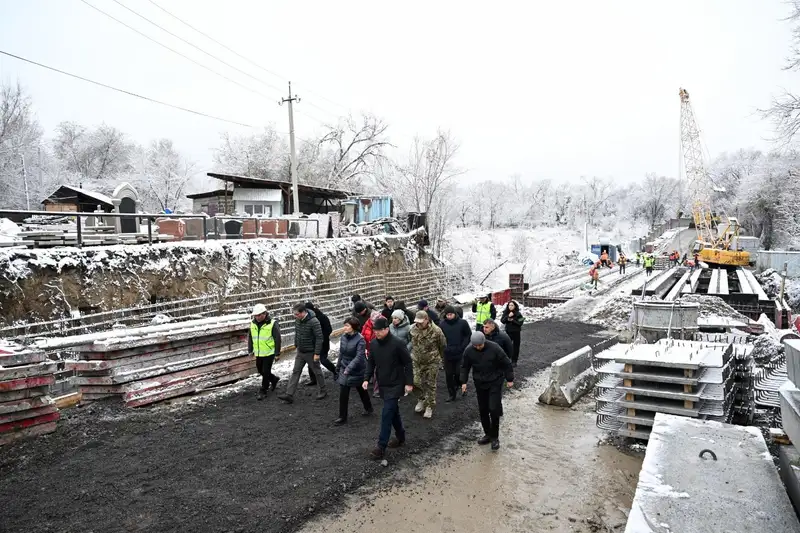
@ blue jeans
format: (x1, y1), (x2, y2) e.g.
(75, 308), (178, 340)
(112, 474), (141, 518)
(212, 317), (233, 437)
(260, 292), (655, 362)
(378, 397), (405, 449)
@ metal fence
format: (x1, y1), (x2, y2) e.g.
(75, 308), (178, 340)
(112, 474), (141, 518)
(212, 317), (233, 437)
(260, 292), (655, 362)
(1, 263), (474, 343)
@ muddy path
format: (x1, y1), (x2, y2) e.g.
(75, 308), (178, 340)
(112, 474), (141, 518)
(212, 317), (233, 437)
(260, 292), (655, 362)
(0, 321), (607, 533)
(301, 372), (642, 533)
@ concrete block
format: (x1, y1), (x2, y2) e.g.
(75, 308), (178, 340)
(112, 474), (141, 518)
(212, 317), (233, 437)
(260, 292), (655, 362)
(626, 413), (800, 533)
(539, 345), (594, 407)
(780, 381), (800, 447)
(778, 445), (800, 517)
(786, 339), (800, 387)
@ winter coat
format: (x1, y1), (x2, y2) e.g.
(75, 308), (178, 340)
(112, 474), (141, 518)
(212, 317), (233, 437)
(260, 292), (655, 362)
(361, 309), (382, 355)
(380, 305), (394, 320)
(294, 309), (323, 354)
(423, 308), (440, 324)
(410, 322), (446, 365)
(395, 301), (416, 326)
(306, 304), (332, 352)
(247, 316), (282, 355)
(366, 333), (414, 399)
(336, 332), (367, 387)
(484, 328), (513, 358)
(500, 301), (525, 334)
(439, 316), (472, 361)
(460, 340), (514, 388)
(389, 315), (412, 352)
(471, 301), (497, 321)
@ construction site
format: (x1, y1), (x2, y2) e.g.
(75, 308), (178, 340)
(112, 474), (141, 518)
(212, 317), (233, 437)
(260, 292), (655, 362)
(1, 46), (800, 533)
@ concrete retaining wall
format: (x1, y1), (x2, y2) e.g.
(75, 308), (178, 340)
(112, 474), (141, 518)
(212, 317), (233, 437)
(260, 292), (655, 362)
(538, 345), (594, 407)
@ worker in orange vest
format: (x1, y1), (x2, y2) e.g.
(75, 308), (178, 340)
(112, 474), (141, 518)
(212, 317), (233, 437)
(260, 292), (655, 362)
(589, 262), (600, 289)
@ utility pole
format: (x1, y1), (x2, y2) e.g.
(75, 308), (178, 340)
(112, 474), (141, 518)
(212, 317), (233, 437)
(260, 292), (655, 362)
(20, 153), (30, 210)
(279, 82), (301, 214)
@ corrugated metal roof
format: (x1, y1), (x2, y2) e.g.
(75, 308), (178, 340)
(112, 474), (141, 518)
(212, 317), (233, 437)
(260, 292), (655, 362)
(232, 188), (282, 202)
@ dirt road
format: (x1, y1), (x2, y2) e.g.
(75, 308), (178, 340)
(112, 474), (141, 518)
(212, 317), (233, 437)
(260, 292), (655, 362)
(301, 372), (642, 533)
(0, 321), (607, 533)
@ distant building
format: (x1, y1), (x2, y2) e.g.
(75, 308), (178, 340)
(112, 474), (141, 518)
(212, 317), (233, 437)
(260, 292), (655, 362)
(41, 185), (114, 213)
(187, 172), (358, 216)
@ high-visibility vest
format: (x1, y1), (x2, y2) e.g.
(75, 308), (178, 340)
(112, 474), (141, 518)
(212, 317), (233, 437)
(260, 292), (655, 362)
(251, 320), (276, 357)
(475, 302), (492, 324)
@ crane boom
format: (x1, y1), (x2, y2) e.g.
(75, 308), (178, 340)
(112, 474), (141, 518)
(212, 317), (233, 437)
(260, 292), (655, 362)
(678, 88), (750, 268)
(679, 88), (715, 245)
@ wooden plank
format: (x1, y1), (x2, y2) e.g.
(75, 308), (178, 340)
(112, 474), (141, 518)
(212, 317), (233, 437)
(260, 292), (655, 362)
(0, 375), (55, 392)
(0, 421), (57, 446)
(53, 391), (82, 409)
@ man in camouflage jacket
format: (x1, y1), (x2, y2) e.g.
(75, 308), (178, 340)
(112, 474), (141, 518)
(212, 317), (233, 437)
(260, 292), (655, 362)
(410, 310), (446, 419)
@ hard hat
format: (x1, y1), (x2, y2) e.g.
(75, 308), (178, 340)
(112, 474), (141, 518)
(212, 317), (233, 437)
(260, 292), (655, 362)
(251, 303), (267, 316)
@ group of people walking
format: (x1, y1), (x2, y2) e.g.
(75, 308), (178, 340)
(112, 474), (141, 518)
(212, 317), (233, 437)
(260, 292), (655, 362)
(247, 294), (522, 459)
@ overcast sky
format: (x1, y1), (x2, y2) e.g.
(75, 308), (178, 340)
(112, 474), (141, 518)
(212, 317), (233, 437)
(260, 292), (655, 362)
(0, 0), (796, 192)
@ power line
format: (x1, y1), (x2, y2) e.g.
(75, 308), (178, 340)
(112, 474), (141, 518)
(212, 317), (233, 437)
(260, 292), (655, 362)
(109, 0), (288, 98)
(0, 50), (256, 128)
(146, 0), (352, 116)
(78, 0), (272, 102)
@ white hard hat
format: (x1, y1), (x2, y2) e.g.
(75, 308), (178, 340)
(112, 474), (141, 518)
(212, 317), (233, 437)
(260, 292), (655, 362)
(252, 303), (267, 316)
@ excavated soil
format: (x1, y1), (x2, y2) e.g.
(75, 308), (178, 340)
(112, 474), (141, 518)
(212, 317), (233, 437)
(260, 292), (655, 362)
(0, 321), (607, 533)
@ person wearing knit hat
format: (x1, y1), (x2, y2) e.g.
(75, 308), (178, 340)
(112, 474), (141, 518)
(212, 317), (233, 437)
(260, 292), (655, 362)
(410, 309), (446, 419)
(461, 331), (514, 451)
(390, 309), (412, 352)
(439, 305), (472, 402)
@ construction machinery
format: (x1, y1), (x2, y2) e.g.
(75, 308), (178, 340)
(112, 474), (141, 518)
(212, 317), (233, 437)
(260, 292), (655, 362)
(679, 88), (750, 267)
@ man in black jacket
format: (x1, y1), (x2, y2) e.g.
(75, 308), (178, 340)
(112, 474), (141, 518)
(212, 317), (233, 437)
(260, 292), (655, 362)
(417, 299), (439, 324)
(363, 317), (414, 460)
(461, 332), (514, 451)
(279, 302), (327, 403)
(439, 305), (472, 402)
(380, 296), (395, 320)
(482, 319), (513, 359)
(304, 302), (337, 385)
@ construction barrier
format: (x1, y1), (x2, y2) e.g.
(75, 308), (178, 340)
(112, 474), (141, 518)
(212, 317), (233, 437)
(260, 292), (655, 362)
(538, 345), (594, 407)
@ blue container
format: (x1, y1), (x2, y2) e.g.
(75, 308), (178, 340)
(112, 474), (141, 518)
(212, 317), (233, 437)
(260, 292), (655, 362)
(351, 196), (392, 222)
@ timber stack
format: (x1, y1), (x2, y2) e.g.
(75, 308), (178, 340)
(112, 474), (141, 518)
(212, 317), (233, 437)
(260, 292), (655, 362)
(36, 316), (253, 407)
(0, 343), (60, 445)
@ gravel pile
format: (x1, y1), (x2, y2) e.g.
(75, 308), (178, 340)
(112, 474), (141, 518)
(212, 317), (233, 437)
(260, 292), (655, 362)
(679, 294), (750, 322)
(751, 334), (783, 366)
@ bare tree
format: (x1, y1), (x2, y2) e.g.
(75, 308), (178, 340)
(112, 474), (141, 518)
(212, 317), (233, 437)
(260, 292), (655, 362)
(139, 139), (196, 212)
(212, 128), (287, 180)
(762, 1), (800, 145)
(636, 173), (680, 229)
(53, 122), (134, 183)
(316, 113), (391, 190)
(0, 82), (46, 209)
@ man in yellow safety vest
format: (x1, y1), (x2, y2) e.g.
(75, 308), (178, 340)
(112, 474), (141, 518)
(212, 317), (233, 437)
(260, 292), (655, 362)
(471, 295), (497, 332)
(249, 303), (282, 400)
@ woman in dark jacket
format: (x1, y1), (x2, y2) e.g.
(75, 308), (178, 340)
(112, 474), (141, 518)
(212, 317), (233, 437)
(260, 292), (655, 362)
(500, 300), (525, 366)
(395, 300), (416, 326)
(334, 317), (373, 424)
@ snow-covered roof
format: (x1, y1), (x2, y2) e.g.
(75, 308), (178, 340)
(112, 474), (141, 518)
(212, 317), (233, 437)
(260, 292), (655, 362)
(43, 185), (114, 207)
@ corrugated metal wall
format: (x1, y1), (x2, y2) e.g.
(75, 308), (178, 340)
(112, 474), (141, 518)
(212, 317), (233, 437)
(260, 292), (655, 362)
(757, 251), (800, 277)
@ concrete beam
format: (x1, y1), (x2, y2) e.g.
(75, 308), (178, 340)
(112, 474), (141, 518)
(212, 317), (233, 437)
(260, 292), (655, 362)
(626, 414), (800, 533)
(735, 269), (754, 295)
(708, 268), (720, 294)
(539, 345), (594, 407)
(786, 339), (800, 386)
(681, 268), (703, 294)
(717, 269), (729, 295)
(664, 271), (691, 301)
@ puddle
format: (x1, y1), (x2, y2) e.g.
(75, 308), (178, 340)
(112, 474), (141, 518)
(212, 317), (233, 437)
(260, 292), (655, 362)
(302, 371), (642, 533)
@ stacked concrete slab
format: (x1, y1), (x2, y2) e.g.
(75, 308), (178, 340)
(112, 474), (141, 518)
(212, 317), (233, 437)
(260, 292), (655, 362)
(778, 339), (800, 515)
(625, 413), (800, 533)
(595, 339), (740, 440)
(36, 316), (253, 407)
(0, 343), (60, 445)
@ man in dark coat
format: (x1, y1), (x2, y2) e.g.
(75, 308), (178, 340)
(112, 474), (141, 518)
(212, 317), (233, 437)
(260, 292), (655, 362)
(461, 332), (514, 451)
(305, 302), (337, 385)
(439, 305), (472, 402)
(482, 319), (513, 359)
(380, 296), (395, 320)
(363, 317), (414, 460)
(417, 299), (439, 324)
(279, 302), (327, 403)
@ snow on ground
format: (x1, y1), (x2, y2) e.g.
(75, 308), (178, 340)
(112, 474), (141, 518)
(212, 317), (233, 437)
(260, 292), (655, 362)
(441, 225), (642, 292)
(758, 268), (800, 311)
(679, 294), (750, 322)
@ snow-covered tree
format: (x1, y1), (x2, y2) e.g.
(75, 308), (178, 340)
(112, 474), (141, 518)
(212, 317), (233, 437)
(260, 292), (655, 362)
(52, 122), (135, 185)
(212, 127), (288, 181)
(137, 139), (196, 213)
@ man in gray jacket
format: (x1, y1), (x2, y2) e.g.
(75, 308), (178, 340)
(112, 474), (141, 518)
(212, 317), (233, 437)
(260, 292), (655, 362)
(279, 302), (327, 403)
